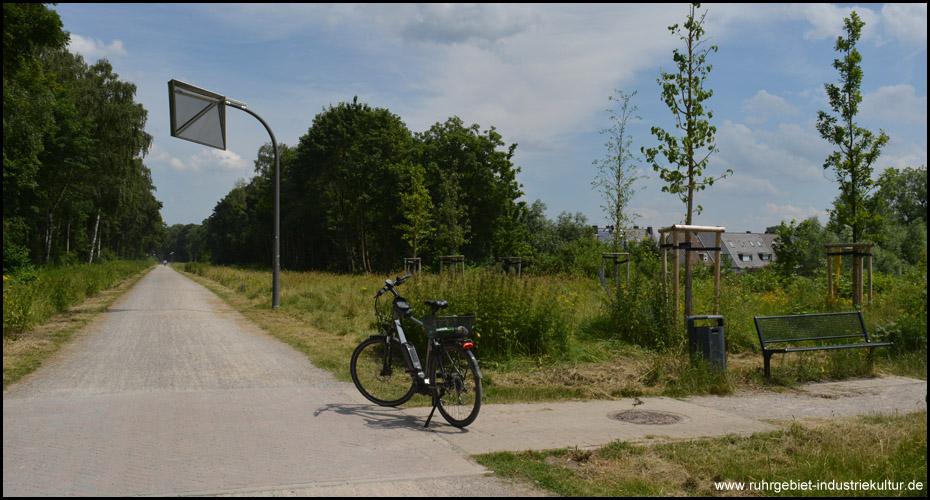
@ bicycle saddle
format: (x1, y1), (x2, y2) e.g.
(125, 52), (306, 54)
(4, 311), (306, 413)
(425, 300), (448, 311)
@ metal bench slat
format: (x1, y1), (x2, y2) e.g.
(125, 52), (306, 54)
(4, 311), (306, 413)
(764, 342), (894, 354)
(762, 333), (863, 344)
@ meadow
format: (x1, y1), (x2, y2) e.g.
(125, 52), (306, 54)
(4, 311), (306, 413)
(180, 255), (926, 400)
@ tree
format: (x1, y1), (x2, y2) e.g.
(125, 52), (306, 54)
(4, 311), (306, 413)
(396, 162), (434, 258)
(4, 6), (162, 268)
(3, 3), (69, 270)
(642, 3), (729, 318)
(866, 165), (927, 273)
(871, 165), (926, 225)
(431, 171), (470, 257)
(642, 3), (728, 225)
(816, 11), (889, 244)
(291, 98), (414, 272)
(770, 217), (837, 278)
(592, 89), (642, 251)
(416, 117), (524, 264)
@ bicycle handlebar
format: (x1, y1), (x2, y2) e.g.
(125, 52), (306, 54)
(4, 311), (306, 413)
(374, 273), (414, 298)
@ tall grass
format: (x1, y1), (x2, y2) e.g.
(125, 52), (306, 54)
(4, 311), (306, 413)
(401, 269), (585, 361)
(184, 262), (594, 363)
(3, 260), (153, 338)
(182, 258), (925, 390)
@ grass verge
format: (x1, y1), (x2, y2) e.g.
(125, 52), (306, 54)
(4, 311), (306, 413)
(3, 264), (154, 390)
(475, 411), (928, 497)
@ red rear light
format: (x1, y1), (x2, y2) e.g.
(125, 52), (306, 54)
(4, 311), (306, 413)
(462, 341), (474, 349)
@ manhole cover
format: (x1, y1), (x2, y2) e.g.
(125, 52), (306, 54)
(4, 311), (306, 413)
(609, 410), (684, 425)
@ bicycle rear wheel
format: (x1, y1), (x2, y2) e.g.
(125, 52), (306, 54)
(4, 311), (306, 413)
(351, 337), (417, 406)
(432, 344), (481, 427)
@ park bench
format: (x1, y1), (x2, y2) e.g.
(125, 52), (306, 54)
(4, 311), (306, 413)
(754, 311), (893, 378)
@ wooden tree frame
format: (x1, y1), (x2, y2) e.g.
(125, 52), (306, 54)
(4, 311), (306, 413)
(824, 242), (873, 307)
(403, 257), (421, 274)
(438, 255), (465, 276)
(498, 256), (523, 276)
(601, 252), (630, 288)
(659, 224), (725, 326)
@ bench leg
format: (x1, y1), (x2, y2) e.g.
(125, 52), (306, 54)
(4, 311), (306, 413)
(763, 351), (773, 378)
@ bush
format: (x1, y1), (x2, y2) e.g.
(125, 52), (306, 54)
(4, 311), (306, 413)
(2, 260), (151, 338)
(584, 248), (677, 351)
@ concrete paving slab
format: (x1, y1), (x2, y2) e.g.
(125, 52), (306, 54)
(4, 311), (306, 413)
(686, 375), (927, 421)
(398, 398), (779, 455)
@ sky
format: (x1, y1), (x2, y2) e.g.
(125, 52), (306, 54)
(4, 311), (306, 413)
(54, 3), (927, 234)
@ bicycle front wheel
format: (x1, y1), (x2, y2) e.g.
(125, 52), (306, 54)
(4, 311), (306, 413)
(351, 337), (417, 406)
(432, 344), (481, 427)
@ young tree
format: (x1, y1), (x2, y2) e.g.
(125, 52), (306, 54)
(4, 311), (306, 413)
(396, 162), (434, 258)
(816, 11), (889, 243)
(642, 3), (729, 318)
(642, 3), (729, 225)
(592, 89), (642, 252)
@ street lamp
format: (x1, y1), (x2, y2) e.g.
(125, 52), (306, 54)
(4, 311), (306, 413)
(167, 80), (280, 309)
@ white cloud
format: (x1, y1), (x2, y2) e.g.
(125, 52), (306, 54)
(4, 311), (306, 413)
(792, 4), (882, 42)
(713, 121), (829, 185)
(167, 149), (249, 173)
(745, 203), (827, 227)
(882, 4), (927, 43)
(67, 34), (127, 60)
(741, 90), (799, 124)
(398, 4), (537, 45)
(715, 172), (787, 198)
(401, 4), (681, 143)
(861, 84), (927, 124)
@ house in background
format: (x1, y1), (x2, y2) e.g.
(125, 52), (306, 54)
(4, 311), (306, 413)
(594, 225), (656, 245)
(695, 230), (778, 271)
(660, 229), (778, 272)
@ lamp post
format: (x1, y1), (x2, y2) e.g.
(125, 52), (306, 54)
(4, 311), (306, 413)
(168, 80), (280, 308)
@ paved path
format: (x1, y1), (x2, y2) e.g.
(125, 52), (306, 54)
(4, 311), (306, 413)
(3, 266), (926, 496)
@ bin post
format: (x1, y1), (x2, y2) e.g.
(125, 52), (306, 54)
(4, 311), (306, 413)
(686, 315), (726, 372)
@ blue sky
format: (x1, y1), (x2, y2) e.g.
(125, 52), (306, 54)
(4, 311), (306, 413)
(55, 3), (927, 233)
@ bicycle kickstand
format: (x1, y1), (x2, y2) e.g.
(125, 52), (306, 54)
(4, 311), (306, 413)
(424, 396), (438, 428)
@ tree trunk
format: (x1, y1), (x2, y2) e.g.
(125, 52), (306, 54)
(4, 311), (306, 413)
(44, 211), (55, 265)
(88, 211), (101, 263)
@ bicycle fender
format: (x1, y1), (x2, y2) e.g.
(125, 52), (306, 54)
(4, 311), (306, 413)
(464, 349), (482, 379)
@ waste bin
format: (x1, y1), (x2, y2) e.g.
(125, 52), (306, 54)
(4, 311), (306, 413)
(686, 315), (726, 372)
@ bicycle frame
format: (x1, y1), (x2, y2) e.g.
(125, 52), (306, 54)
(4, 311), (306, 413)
(376, 285), (474, 390)
(357, 273), (481, 428)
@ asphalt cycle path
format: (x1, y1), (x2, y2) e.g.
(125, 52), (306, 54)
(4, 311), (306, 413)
(3, 265), (539, 497)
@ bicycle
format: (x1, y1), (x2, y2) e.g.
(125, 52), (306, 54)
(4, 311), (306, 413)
(350, 273), (481, 428)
